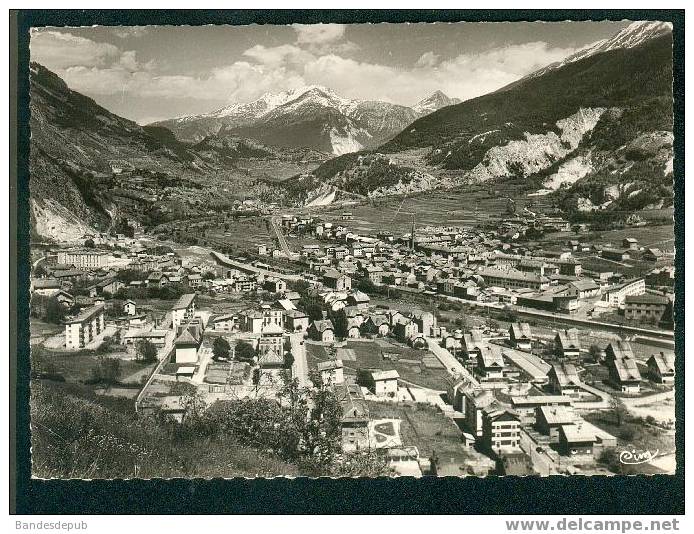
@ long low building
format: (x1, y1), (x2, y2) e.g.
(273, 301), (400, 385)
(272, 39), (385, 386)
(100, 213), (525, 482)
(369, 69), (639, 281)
(503, 349), (552, 384)
(602, 278), (645, 306)
(64, 304), (105, 349)
(56, 249), (113, 271)
(478, 267), (550, 291)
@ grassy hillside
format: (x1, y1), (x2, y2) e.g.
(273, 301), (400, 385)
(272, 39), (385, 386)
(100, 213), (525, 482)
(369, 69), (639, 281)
(382, 35), (672, 170)
(31, 381), (300, 479)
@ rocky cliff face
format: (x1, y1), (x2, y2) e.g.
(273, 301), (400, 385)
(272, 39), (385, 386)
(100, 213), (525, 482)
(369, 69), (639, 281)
(293, 29), (673, 210)
(468, 108), (606, 182)
(564, 129), (674, 212)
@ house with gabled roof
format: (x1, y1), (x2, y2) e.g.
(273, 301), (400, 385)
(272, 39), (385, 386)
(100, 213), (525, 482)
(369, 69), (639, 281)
(172, 293), (197, 328)
(463, 388), (496, 437)
(147, 271), (169, 288)
(624, 293), (669, 322)
(346, 290), (370, 309)
(643, 247), (665, 262)
(393, 320), (418, 343)
(346, 317), (361, 339)
(284, 309), (309, 332)
(360, 315), (390, 337)
(411, 311), (436, 338)
(555, 329), (581, 359)
(558, 422), (597, 458)
(547, 362), (582, 397)
(608, 356), (642, 393)
(308, 319), (335, 343)
(257, 344), (285, 369)
(536, 405), (576, 443)
(317, 359), (344, 386)
(123, 299), (137, 316)
(461, 329), (485, 361)
(509, 322), (533, 351)
(408, 332), (428, 350)
(32, 278), (63, 296)
(323, 269), (351, 291)
(173, 326), (201, 364)
(476, 346), (505, 380)
(337, 383), (370, 452)
(647, 352), (675, 385)
(361, 369), (399, 397)
(605, 340), (635, 362)
(567, 278), (600, 299)
(209, 313), (239, 332)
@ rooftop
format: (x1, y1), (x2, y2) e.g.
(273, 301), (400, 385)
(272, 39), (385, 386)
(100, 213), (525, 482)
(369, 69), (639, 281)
(173, 293), (196, 310)
(317, 359), (344, 371)
(624, 293), (669, 305)
(64, 304), (104, 324)
(539, 405), (575, 425)
(371, 370), (400, 381)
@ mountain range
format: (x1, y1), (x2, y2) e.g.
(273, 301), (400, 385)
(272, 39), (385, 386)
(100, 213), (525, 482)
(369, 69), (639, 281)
(28, 62), (327, 240)
(28, 21), (674, 240)
(291, 21), (674, 213)
(152, 87), (460, 155)
(501, 20), (673, 91)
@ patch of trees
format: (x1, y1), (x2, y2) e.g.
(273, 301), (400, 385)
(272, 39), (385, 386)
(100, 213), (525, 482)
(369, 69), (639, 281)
(589, 97), (673, 153)
(115, 283), (189, 301)
(30, 382), (297, 478)
(234, 341), (257, 362)
(116, 268), (148, 284)
(87, 357), (122, 386)
(111, 216), (135, 238)
(136, 339), (158, 363)
(212, 337), (231, 361)
(31, 294), (70, 324)
(328, 309), (348, 338)
(182, 375), (392, 476)
(340, 158), (419, 196)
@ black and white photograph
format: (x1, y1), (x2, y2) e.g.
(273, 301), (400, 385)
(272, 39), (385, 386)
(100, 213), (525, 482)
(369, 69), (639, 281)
(8, 7), (686, 517)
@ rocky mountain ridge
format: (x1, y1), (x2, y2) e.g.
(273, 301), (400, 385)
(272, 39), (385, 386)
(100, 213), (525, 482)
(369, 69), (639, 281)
(286, 27), (674, 213)
(152, 86), (461, 155)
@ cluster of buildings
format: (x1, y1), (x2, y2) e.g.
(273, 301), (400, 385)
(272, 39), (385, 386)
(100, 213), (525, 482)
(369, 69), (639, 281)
(443, 327), (675, 472)
(30, 204), (677, 476)
(262, 215), (674, 325)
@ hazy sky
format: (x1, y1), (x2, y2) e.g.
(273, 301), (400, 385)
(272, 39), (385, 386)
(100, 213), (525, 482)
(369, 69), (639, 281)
(31, 21), (631, 125)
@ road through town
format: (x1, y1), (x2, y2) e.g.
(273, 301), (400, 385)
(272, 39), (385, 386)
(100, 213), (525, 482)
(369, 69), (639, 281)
(290, 332), (310, 387)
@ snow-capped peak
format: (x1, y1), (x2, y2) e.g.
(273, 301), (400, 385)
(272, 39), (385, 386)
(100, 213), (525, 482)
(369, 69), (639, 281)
(523, 20), (672, 83)
(205, 85), (345, 120)
(412, 90), (461, 115)
(565, 21), (672, 63)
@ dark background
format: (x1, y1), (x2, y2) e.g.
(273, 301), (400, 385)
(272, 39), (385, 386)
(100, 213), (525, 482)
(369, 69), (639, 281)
(10, 9), (685, 515)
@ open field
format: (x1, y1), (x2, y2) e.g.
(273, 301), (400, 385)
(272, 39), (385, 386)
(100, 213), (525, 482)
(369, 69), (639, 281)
(30, 319), (63, 345)
(589, 224), (675, 251)
(31, 345), (156, 386)
(241, 158), (322, 183)
(316, 183), (542, 235)
(366, 401), (466, 459)
(537, 223), (674, 252)
(306, 339), (451, 391)
(203, 217), (274, 251)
